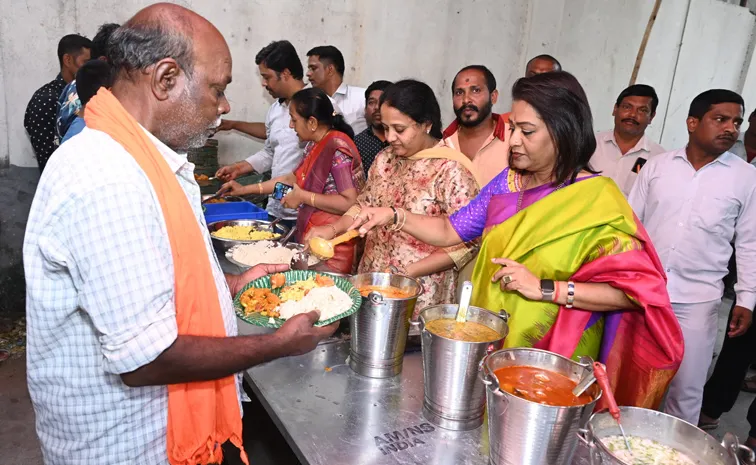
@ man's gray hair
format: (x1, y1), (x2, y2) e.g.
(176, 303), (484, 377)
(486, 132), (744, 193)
(108, 21), (194, 79)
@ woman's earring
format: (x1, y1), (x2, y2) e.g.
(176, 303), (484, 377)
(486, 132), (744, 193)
(426, 128), (431, 134)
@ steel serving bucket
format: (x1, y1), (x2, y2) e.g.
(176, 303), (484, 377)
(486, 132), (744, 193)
(415, 304), (508, 431)
(479, 348), (601, 465)
(579, 407), (754, 465)
(348, 273), (422, 378)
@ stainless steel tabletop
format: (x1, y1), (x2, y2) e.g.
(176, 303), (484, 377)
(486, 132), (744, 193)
(238, 320), (592, 465)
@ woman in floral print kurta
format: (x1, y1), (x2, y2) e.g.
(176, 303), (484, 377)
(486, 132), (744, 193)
(306, 80), (479, 315)
(355, 146), (478, 311)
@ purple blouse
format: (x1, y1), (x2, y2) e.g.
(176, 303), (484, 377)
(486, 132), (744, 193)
(449, 168), (511, 242)
(450, 168), (595, 242)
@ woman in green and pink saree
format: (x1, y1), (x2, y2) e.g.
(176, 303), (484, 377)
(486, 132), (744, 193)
(349, 72), (683, 409)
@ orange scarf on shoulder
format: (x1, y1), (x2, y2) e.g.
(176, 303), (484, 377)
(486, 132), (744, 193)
(85, 88), (248, 465)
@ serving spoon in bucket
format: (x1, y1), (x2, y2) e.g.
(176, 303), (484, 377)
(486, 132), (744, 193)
(572, 367), (596, 398)
(309, 229), (360, 260)
(455, 281), (474, 323)
(593, 362), (632, 454)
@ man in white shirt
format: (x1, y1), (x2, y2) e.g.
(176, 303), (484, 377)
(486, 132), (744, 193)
(628, 89), (755, 425)
(306, 45), (366, 134)
(590, 84), (665, 196)
(216, 40), (306, 223)
(24, 7), (336, 464)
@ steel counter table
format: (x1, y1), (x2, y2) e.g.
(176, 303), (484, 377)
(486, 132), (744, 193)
(238, 319), (592, 465)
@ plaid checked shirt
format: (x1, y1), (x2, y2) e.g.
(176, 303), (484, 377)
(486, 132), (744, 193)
(24, 127), (241, 464)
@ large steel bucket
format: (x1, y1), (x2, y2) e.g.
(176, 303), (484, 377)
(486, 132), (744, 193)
(480, 348), (601, 465)
(415, 304), (508, 431)
(348, 273), (422, 378)
(580, 407), (754, 465)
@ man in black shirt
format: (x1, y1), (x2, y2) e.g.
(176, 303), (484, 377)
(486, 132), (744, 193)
(24, 34), (91, 172)
(353, 80), (391, 177)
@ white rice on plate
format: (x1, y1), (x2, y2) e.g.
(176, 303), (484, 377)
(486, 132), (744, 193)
(277, 286), (353, 322)
(231, 241), (319, 267)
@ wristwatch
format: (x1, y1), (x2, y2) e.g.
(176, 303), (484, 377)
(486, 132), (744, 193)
(540, 279), (555, 302)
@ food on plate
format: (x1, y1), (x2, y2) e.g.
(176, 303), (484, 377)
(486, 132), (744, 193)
(425, 318), (501, 342)
(278, 276), (334, 301)
(358, 285), (411, 298)
(277, 286), (352, 322)
(204, 198), (227, 204)
(211, 225), (281, 241)
(239, 288), (281, 317)
(231, 241), (319, 268)
(603, 436), (696, 465)
(493, 366), (594, 406)
(270, 273), (286, 289)
(194, 173), (209, 181)
(238, 274), (348, 322)
(314, 275), (335, 286)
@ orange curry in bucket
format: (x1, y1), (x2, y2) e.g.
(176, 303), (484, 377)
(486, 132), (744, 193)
(493, 366), (594, 407)
(358, 285), (412, 299)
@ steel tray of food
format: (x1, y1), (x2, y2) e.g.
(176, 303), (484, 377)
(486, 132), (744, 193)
(201, 194), (245, 203)
(225, 241), (320, 270)
(207, 219), (291, 252)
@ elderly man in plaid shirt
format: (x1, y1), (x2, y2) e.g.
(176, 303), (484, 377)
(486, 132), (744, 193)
(23, 5), (337, 465)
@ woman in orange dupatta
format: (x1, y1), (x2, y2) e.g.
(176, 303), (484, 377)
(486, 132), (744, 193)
(221, 88), (364, 274)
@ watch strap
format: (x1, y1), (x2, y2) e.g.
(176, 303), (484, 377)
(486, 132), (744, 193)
(540, 279), (555, 302)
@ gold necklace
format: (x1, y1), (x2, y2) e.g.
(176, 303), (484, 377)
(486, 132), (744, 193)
(516, 174), (532, 212)
(516, 173), (567, 212)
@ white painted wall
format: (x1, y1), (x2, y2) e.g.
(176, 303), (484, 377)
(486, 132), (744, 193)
(660, 0), (755, 148)
(1, 0), (754, 168)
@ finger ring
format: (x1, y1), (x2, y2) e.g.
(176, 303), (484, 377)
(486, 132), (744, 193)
(503, 275), (512, 284)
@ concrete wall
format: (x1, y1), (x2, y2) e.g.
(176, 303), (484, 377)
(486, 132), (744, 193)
(660, 0), (755, 148)
(0, 0), (755, 313)
(0, 167), (40, 313)
(0, 9), (9, 170)
(1, 0), (754, 169)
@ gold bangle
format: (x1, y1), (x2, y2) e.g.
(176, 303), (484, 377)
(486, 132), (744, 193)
(257, 183), (263, 195)
(345, 205), (362, 220)
(326, 224), (337, 239)
(311, 193), (316, 208)
(396, 208), (407, 231)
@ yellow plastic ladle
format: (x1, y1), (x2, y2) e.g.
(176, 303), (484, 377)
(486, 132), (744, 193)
(309, 230), (360, 260)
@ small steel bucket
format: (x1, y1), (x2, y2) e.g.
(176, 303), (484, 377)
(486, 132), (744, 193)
(415, 304), (508, 431)
(348, 273), (422, 378)
(480, 348), (601, 465)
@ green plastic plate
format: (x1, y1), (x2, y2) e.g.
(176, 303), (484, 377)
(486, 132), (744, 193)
(234, 270), (362, 328)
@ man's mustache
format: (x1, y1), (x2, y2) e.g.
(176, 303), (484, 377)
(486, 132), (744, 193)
(622, 118), (640, 125)
(458, 104), (479, 113)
